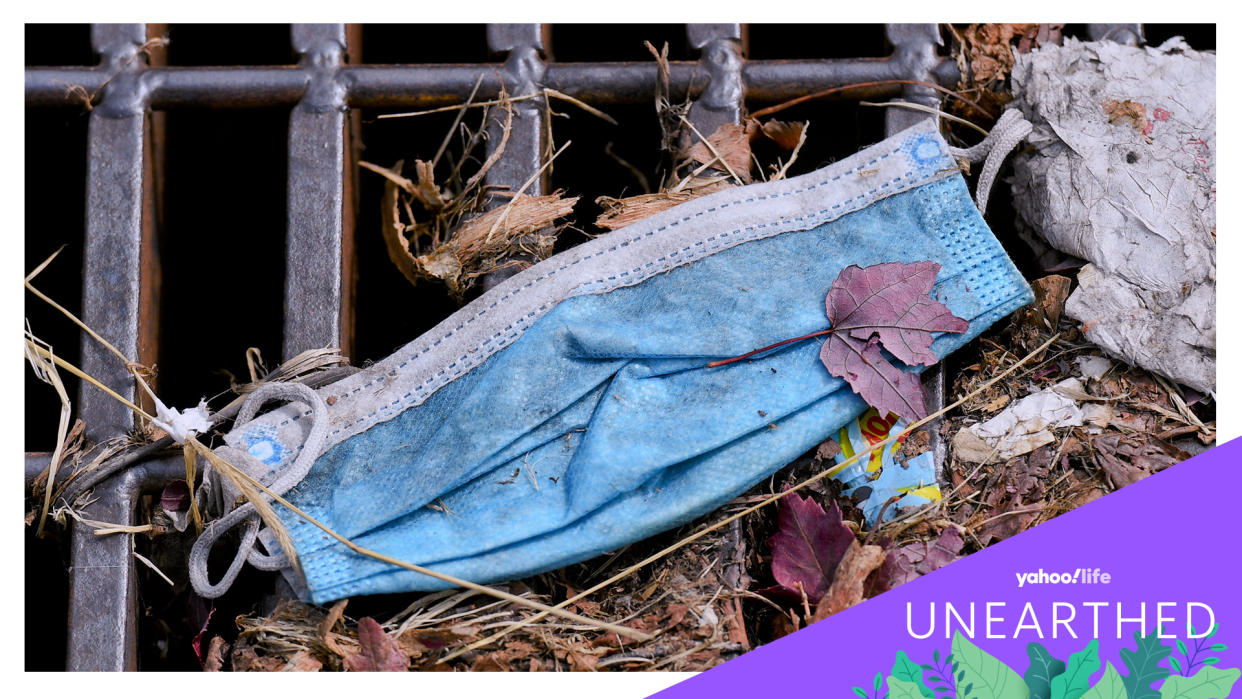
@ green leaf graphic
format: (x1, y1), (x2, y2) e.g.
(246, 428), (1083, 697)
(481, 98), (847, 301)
(1121, 630), (1173, 699)
(952, 632), (1030, 699)
(1027, 642), (1069, 699)
(1052, 640), (1101, 699)
(855, 688), (870, 699)
(1159, 667), (1240, 699)
(1081, 663), (1128, 699)
(892, 677), (931, 699)
(893, 651), (937, 699)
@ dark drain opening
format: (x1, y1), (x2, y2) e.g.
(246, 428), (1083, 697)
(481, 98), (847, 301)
(157, 107), (289, 410)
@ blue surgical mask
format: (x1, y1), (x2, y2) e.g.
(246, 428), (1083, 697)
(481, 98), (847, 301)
(190, 119), (1034, 604)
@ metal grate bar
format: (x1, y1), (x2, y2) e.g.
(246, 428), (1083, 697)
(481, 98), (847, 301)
(283, 24), (354, 360)
(480, 24), (549, 290)
(880, 24), (950, 465)
(686, 23), (744, 137)
(66, 23), (163, 672)
(27, 57), (962, 110)
(28, 23), (996, 670)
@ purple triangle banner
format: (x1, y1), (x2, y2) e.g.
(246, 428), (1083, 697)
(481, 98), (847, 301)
(656, 437), (1241, 699)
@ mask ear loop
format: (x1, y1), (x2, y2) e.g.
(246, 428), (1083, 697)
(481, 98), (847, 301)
(948, 108), (1033, 215)
(188, 382), (328, 598)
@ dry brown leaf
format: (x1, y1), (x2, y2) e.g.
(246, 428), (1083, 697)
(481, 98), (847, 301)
(398, 626), (478, 656)
(1093, 433), (1188, 489)
(412, 159), (447, 211)
(470, 653), (511, 672)
(761, 119), (806, 150)
(379, 163), (422, 288)
(982, 393), (1011, 413)
(1022, 24), (1064, 53)
(343, 617), (408, 672)
(1102, 99), (1151, 138)
(319, 598), (349, 658)
(1032, 275), (1071, 328)
(815, 439), (842, 462)
(663, 602), (691, 629)
(231, 637), (286, 672)
(959, 24), (1038, 84)
(810, 540), (886, 622)
(567, 648), (600, 671)
(684, 123), (752, 183)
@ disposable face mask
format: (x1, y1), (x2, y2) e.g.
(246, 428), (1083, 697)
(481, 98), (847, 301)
(190, 118), (1034, 604)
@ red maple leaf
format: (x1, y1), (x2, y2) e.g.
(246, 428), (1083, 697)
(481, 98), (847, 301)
(768, 494), (855, 604)
(865, 526), (965, 596)
(820, 262), (968, 420)
(707, 261), (967, 421)
(343, 617), (408, 672)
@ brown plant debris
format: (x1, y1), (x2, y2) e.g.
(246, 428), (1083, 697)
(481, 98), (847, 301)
(366, 90), (581, 301)
(595, 180), (733, 232)
(811, 540), (886, 622)
(1101, 99), (1153, 142)
(380, 162), (578, 298)
(945, 24), (1063, 123)
(1092, 433), (1188, 489)
(683, 123), (754, 185)
(343, 617), (408, 672)
(760, 120), (806, 151)
(227, 505), (752, 672)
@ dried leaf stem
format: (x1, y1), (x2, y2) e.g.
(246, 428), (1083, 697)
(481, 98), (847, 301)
(750, 79), (997, 121)
(706, 329), (833, 368)
(26, 248), (160, 408)
(26, 342), (152, 421)
(859, 100), (990, 136)
(24, 332), (71, 536)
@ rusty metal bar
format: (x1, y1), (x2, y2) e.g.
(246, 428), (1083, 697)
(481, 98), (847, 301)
(283, 24), (354, 361)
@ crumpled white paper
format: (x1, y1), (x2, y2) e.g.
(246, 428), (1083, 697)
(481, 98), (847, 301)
(1008, 37), (1216, 393)
(152, 397), (212, 444)
(953, 379), (1112, 463)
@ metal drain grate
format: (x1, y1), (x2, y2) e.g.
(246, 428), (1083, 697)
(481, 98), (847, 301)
(25, 23), (1145, 671)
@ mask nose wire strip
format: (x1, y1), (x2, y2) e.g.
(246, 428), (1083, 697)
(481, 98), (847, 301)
(948, 108), (1033, 215)
(189, 382), (328, 598)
